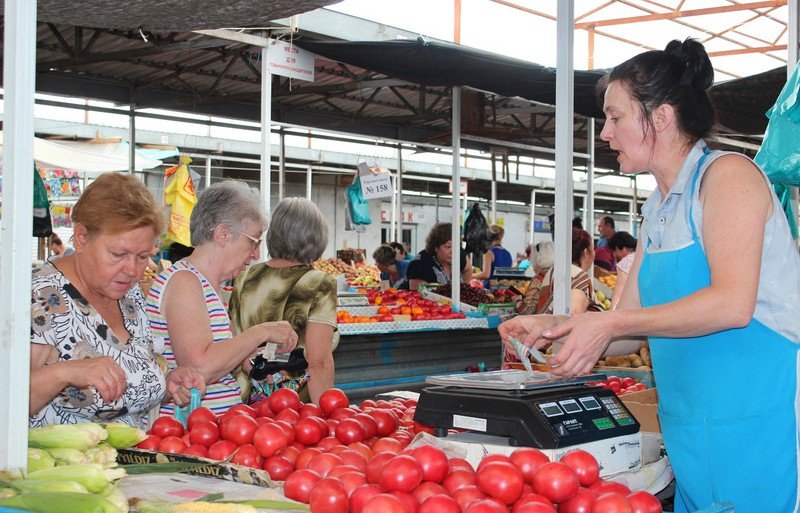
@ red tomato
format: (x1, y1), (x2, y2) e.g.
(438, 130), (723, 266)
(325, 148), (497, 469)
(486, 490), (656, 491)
(592, 493), (633, 513)
(559, 450), (600, 487)
(443, 469), (477, 494)
(276, 408), (301, 424)
(452, 485), (486, 510)
(514, 502), (557, 513)
(410, 445), (449, 483)
(252, 398), (274, 418)
(300, 403), (323, 418)
(607, 382), (623, 394)
(362, 494), (406, 513)
(267, 388), (302, 413)
(319, 388), (350, 417)
(476, 454), (514, 472)
(336, 418), (366, 444)
(337, 471), (367, 496)
(149, 416), (184, 438)
(626, 492), (662, 513)
(263, 455), (295, 480)
(380, 455), (423, 493)
(328, 465), (359, 478)
(207, 440), (237, 461)
(309, 477), (349, 513)
(226, 403), (257, 418)
(188, 421), (220, 448)
(371, 437), (403, 455)
(331, 407), (358, 421)
(273, 420), (296, 444)
(183, 444), (209, 458)
(187, 407), (217, 430)
(512, 494), (556, 513)
(325, 420), (340, 438)
(605, 376), (621, 385)
(557, 487), (597, 513)
(338, 450), (368, 473)
(181, 433), (192, 446)
(350, 484), (382, 513)
(296, 448), (323, 469)
(295, 417), (325, 446)
(157, 435), (186, 454)
(447, 457), (475, 474)
(136, 434), (162, 450)
(318, 436), (344, 451)
(510, 448), (550, 484)
(353, 414), (379, 439)
(308, 452), (344, 478)
(284, 468), (322, 504)
(531, 462), (579, 503)
(589, 480), (631, 496)
(389, 490), (419, 513)
(463, 498), (508, 513)
(252, 422), (288, 458)
(620, 377), (635, 388)
(476, 461), (524, 505)
(411, 482), (448, 503)
(221, 414), (258, 445)
(278, 445), (302, 465)
(419, 494), (460, 513)
(231, 443), (263, 468)
(347, 442), (373, 461)
(366, 452), (395, 484)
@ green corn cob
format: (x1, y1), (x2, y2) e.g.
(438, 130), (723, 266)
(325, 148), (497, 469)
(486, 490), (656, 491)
(0, 490), (120, 513)
(10, 478), (89, 494)
(84, 442), (118, 467)
(25, 463), (126, 493)
(27, 448), (55, 472)
(99, 484), (129, 513)
(49, 447), (88, 466)
(101, 423), (147, 449)
(29, 423), (108, 451)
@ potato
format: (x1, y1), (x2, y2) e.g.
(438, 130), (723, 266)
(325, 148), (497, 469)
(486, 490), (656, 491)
(604, 355), (632, 367)
(640, 347), (652, 367)
(629, 354), (644, 367)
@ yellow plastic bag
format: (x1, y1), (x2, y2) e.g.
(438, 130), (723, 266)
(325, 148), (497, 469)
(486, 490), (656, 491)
(163, 155), (196, 247)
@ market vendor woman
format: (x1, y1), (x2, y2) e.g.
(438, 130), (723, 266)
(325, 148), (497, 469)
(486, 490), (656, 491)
(500, 39), (800, 513)
(29, 173), (205, 427)
(406, 222), (472, 291)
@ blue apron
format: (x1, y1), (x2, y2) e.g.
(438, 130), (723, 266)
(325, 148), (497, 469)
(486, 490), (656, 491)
(638, 149), (800, 513)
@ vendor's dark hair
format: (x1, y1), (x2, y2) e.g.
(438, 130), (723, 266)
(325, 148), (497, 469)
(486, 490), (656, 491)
(373, 245), (397, 266)
(572, 228), (593, 266)
(598, 38), (716, 143)
(388, 241), (407, 256)
(608, 231), (637, 251)
(426, 222), (453, 254)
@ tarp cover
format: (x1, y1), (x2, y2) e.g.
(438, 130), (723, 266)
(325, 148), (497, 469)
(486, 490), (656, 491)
(296, 38), (785, 135)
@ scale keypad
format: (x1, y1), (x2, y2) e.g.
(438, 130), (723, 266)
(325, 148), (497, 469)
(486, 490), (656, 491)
(600, 397), (635, 426)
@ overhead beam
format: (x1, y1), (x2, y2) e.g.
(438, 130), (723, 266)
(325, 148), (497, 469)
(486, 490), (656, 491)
(575, 0), (786, 29)
(708, 44), (787, 57)
(273, 78), (407, 98)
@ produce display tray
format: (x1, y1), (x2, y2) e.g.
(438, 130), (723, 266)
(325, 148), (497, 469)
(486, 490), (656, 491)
(338, 316), (499, 335)
(117, 448), (276, 488)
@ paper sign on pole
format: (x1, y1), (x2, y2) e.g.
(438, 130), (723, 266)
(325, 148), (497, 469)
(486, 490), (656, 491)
(267, 39), (315, 82)
(357, 161), (394, 199)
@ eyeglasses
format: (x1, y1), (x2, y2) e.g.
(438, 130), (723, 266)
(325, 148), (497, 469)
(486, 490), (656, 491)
(235, 230), (263, 248)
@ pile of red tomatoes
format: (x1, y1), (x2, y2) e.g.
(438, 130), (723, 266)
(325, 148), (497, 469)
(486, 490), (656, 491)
(587, 376), (648, 396)
(138, 388), (661, 513)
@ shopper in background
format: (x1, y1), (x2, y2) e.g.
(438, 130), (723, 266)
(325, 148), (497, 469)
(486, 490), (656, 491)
(595, 216), (616, 249)
(48, 233), (73, 257)
(407, 222), (472, 291)
(472, 225), (513, 287)
(514, 241), (555, 315)
(500, 39), (800, 512)
(29, 173), (205, 427)
(533, 228), (598, 316)
(516, 244), (533, 270)
(229, 197), (337, 404)
(389, 241), (413, 261)
(373, 244), (410, 289)
(607, 231), (637, 310)
(147, 181), (298, 415)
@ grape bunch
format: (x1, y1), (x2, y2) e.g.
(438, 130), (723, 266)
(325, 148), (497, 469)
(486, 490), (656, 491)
(433, 282), (491, 307)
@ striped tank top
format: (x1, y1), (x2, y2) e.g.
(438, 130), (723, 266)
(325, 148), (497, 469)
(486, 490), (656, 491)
(145, 260), (242, 415)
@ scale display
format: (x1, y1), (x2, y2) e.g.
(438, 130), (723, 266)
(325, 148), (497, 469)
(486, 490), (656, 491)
(414, 371), (639, 448)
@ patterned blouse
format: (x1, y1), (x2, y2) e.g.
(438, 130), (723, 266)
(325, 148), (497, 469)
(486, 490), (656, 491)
(29, 263), (166, 428)
(146, 261), (242, 415)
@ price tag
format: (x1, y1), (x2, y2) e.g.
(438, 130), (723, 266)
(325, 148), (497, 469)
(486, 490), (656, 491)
(357, 161), (394, 200)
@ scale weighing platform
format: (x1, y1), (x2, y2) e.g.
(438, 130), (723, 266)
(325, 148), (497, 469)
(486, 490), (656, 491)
(492, 267), (531, 279)
(413, 370), (639, 449)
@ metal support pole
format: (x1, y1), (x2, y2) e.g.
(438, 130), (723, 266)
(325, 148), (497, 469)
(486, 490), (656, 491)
(129, 105), (136, 173)
(451, 86), (462, 309)
(632, 175), (639, 238)
(390, 175), (397, 244)
(278, 129), (285, 201)
(205, 158), (211, 188)
(0, 0), (36, 471)
(306, 165), (312, 200)
(553, 1), (575, 316)
(260, 44), (272, 258)
(397, 145), (404, 243)
(491, 158), (498, 225)
(586, 119), (595, 237)
(529, 189), (537, 246)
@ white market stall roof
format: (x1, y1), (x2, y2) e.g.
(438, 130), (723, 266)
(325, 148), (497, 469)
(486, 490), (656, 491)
(0, 132), (164, 172)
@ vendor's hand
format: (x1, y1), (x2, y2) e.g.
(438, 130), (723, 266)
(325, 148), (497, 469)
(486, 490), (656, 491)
(542, 311), (616, 377)
(165, 367), (206, 406)
(63, 356), (127, 404)
(260, 321), (299, 354)
(241, 347), (262, 374)
(498, 314), (568, 354)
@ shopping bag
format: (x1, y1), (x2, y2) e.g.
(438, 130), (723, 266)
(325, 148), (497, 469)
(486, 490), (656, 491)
(347, 176), (372, 225)
(754, 63), (800, 186)
(163, 155), (197, 247)
(33, 165), (53, 237)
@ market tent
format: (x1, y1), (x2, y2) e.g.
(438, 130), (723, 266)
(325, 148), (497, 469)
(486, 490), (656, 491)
(295, 38), (784, 136)
(0, 133), (163, 172)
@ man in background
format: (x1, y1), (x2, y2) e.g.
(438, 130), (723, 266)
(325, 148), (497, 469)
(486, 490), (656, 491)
(596, 216), (616, 249)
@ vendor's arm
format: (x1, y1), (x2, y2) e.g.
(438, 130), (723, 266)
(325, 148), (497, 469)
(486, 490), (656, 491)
(461, 261), (473, 284)
(162, 271), (298, 384)
(304, 322), (335, 404)
(472, 252), (494, 281)
(545, 156), (772, 376)
(406, 260), (426, 291)
(29, 344), (127, 416)
(610, 271), (629, 310)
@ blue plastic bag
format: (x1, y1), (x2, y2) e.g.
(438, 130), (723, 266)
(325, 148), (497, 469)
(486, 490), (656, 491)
(347, 176), (372, 225)
(755, 64), (800, 186)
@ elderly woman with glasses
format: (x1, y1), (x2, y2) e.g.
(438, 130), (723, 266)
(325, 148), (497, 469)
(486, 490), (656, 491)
(230, 197), (338, 404)
(147, 181), (298, 415)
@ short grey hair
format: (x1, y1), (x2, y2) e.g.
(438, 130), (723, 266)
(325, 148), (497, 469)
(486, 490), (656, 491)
(190, 180), (266, 247)
(267, 197), (328, 264)
(533, 241), (555, 270)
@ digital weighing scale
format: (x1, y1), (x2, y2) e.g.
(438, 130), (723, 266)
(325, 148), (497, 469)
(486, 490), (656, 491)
(492, 267), (531, 279)
(413, 370), (639, 449)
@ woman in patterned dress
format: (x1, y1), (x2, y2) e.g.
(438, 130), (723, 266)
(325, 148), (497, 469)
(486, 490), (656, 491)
(30, 173), (205, 427)
(147, 181), (298, 415)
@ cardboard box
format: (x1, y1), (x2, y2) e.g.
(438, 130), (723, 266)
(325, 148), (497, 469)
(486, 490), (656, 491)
(411, 431), (642, 477)
(620, 388), (660, 433)
(117, 448), (276, 487)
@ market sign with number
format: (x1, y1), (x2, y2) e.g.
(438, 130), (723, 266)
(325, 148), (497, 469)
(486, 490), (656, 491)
(357, 161), (394, 199)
